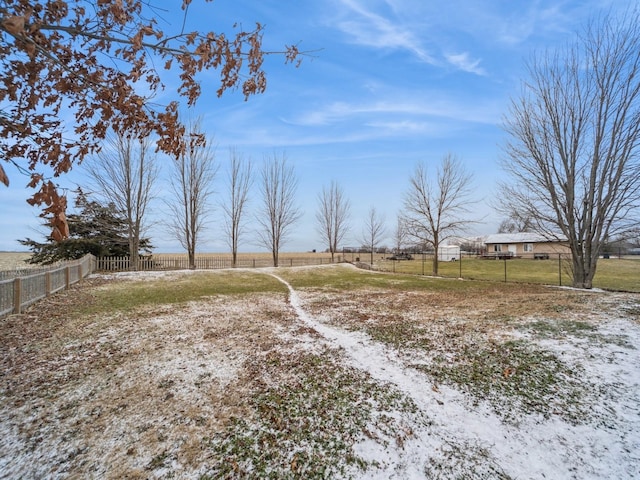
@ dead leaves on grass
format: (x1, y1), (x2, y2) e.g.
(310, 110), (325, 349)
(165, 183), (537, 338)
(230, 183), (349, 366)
(0, 281), (304, 478)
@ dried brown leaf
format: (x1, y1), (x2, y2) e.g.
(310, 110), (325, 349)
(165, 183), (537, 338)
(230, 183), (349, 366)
(2, 16), (25, 35)
(0, 164), (8, 186)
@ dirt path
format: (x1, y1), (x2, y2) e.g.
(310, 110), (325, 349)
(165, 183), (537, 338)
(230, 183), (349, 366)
(267, 271), (640, 480)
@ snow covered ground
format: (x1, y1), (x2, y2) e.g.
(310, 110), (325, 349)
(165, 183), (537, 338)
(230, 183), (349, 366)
(271, 271), (640, 479)
(0, 265), (638, 479)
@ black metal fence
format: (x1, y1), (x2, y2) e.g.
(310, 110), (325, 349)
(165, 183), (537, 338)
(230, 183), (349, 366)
(368, 252), (575, 286)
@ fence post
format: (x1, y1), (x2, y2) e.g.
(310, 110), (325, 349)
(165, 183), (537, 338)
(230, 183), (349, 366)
(45, 271), (52, 296)
(459, 253), (462, 278)
(13, 277), (22, 314)
(558, 254), (562, 286)
(65, 266), (71, 289)
(504, 257), (507, 282)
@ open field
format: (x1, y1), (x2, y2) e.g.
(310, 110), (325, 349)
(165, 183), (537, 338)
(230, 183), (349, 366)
(0, 252), (32, 271)
(1, 264), (638, 478)
(153, 252), (336, 261)
(5, 251), (640, 292)
(376, 255), (640, 292)
(0, 252), (337, 268)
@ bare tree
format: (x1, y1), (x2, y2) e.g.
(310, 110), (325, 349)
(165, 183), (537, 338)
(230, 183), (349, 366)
(221, 148), (253, 267)
(628, 227), (640, 249)
(167, 121), (218, 269)
(393, 215), (409, 253)
(500, 11), (640, 288)
(403, 154), (474, 275)
(316, 180), (350, 262)
(497, 210), (535, 234)
(256, 154), (302, 267)
(360, 207), (386, 264)
(85, 131), (158, 270)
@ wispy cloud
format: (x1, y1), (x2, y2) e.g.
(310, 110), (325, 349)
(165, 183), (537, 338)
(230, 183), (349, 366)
(289, 95), (500, 128)
(448, 1), (597, 47)
(363, 119), (447, 136)
(326, 0), (507, 76)
(445, 52), (486, 75)
(329, 0), (434, 64)
(326, 0), (607, 77)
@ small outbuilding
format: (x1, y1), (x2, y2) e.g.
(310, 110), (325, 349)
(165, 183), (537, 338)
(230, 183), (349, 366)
(438, 245), (461, 261)
(483, 232), (570, 259)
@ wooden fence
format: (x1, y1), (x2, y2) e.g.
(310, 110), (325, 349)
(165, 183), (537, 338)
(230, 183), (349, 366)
(0, 254), (96, 318)
(0, 254), (340, 317)
(96, 255), (342, 271)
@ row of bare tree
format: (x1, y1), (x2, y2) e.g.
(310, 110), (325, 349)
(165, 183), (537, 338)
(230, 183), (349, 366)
(82, 127), (300, 269)
(81, 121), (478, 274)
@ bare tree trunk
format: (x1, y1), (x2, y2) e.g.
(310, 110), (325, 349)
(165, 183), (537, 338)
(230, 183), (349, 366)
(403, 154), (474, 275)
(222, 148), (252, 267)
(432, 233), (439, 275)
(394, 216), (408, 254)
(86, 131), (158, 271)
(166, 119), (217, 269)
(360, 207), (386, 266)
(316, 180), (350, 263)
(256, 153), (302, 267)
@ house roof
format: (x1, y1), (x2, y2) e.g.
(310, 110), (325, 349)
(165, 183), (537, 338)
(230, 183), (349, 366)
(484, 232), (568, 244)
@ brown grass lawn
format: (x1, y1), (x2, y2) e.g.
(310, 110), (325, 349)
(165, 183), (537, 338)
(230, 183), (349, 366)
(1, 265), (638, 478)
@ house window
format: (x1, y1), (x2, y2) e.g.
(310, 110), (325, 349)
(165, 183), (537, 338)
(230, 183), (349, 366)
(494, 245), (502, 252)
(524, 243), (533, 252)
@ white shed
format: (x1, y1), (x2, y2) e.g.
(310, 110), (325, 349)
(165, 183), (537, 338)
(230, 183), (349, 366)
(438, 245), (460, 261)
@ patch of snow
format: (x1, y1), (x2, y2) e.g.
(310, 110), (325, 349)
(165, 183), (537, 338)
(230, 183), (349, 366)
(3, 266), (638, 479)
(267, 271), (640, 480)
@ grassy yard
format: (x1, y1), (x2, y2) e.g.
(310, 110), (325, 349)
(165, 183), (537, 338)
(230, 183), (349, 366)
(2, 265), (637, 478)
(3, 250), (638, 291)
(376, 255), (640, 292)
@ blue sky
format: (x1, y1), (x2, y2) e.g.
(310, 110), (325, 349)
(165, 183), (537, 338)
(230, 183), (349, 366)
(0, 0), (624, 253)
